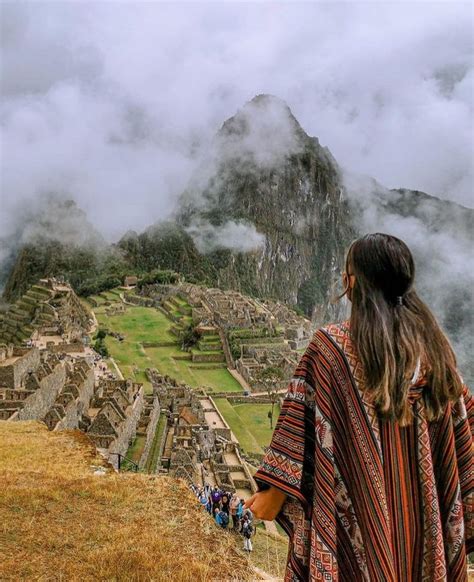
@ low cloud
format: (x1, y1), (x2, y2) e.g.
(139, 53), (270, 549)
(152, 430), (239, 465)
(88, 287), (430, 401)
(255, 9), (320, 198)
(185, 219), (265, 253)
(343, 169), (473, 380)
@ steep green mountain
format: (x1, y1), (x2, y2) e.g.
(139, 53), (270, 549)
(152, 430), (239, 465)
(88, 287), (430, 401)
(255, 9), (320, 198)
(1, 197), (129, 302)
(117, 222), (216, 285)
(173, 94), (356, 321)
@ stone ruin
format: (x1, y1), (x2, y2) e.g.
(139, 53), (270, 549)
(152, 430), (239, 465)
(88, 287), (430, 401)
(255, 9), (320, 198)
(42, 358), (95, 431)
(0, 279), (159, 472)
(87, 378), (145, 468)
(0, 278), (93, 347)
(148, 369), (256, 496)
(0, 342), (150, 470)
(0, 345), (65, 421)
(136, 282), (313, 392)
(236, 345), (300, 392)
(263, 299), (314, 349)
(123, 276), (138, 287)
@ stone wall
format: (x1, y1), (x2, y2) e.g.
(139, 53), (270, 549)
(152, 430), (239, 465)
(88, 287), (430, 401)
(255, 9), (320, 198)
(107, 386), (145, 468)
(191, 352), (225, 363)
(54, 366), (95, 430)
(138, 396), (161, 470)
(156, 415), (171, 471)
(49, 342), (85, 354)
(226, 396), (274, 404)
(0, 348), (40, 389)
(17, 362), (66, 421)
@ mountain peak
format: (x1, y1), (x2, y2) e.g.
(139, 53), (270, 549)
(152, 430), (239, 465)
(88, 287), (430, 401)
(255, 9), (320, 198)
(219, 93), (305, 142)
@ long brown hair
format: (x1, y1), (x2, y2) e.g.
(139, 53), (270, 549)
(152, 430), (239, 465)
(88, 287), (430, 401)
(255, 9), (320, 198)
(343, 233), (463, 425)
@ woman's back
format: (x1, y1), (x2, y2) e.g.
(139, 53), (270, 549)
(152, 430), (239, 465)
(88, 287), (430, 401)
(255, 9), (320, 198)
(250, 233), (472, 581)
(254, 322), (473, 581)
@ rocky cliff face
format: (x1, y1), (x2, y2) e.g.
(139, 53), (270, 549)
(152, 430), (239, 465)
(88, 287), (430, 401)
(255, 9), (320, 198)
(177, 94), (356, 322)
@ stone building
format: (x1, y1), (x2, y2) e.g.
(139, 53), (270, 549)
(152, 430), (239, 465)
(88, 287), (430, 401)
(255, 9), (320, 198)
(0, 346), (66, 421)
(138, 282), (313, 392)
(123, 276), (138, 287)
(148, 369), (256, 496)
(43, 360), (95, 431)
(87, 378), (145, 469)
(236, 345), (299, 392)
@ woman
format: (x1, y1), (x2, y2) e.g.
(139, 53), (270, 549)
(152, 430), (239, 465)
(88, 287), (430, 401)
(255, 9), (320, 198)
(245, 233), (473, 581)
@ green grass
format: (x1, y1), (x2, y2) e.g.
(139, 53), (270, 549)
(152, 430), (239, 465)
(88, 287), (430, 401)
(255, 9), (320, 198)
(213, 398), (262, 454)
(126, 434), (146, 463)
(199, 335), (220, 343)
(144, 346), (241, 392)
(233, 403), (280, 449)
(250, 529), (288, 579)
(190, 348), (224, 356)
(172, 296), (189, 307)
(89, 294), (107, 306)
(146, 413), (167, 473)
(97, 307), (177, 343)
(91, 293), (242, 394)
(102, 289), (122, 300)
(213, 399), (280, 454)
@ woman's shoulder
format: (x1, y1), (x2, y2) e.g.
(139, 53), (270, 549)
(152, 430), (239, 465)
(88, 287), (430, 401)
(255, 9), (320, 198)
(310, 319), (351, 349)
(303, 320), (357, 372)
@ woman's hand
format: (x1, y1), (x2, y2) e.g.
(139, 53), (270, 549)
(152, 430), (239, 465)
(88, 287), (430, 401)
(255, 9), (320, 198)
(244, 487), (287, 521)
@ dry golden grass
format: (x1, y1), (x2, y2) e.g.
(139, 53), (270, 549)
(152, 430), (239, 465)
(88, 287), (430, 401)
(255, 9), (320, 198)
(0, 421), (256, 581)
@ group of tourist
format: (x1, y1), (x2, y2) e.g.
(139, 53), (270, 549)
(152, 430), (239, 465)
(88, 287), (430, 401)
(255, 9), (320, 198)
(190, 483), (255, 552)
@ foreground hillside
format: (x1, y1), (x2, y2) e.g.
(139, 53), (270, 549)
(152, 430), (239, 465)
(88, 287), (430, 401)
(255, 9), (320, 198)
(0, 422), (255, 581)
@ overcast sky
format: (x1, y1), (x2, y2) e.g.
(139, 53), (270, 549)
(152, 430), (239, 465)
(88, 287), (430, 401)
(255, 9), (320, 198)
(1, 1), (472, 241)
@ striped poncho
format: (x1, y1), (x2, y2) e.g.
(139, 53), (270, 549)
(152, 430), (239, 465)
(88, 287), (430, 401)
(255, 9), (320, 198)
(254, 321), (473, 581)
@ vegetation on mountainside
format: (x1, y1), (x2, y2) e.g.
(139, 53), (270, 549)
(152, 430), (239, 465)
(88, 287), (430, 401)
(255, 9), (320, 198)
(2, 239), (131, 302)
(92, 329), (109, 358)
(136, 268), (180, 288)
(118, 222), (217, 285)
(0, 421), (255, 581)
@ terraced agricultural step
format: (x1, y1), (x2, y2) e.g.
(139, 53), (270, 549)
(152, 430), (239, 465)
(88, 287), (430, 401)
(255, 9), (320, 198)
(36, 313), (55, 324)
(20, 295), (39, 307)
(197, 341), (222, 352)
(199, 334), (220, 342)
(191, 351), (225, 363)
(4, 320), (20, 333)
(9, 306), (30, 320)
(30, 285), (54, 298)
(16, 299), (36, 314)
(172, 353), (192, 361)
(188, 363), (227, 370)
(15, 331), (31, 342)
(236, 336), (287, 346)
